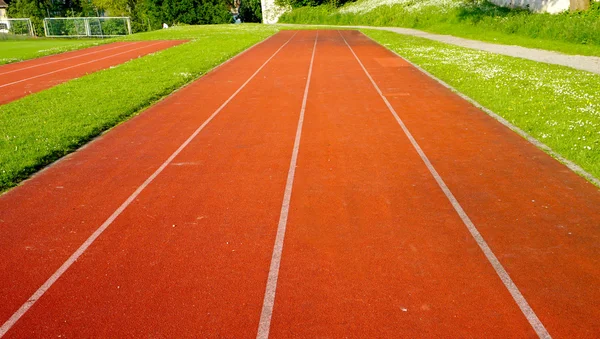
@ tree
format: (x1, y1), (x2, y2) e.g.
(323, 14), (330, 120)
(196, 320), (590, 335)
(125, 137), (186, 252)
(157, 0), (231, 25)
(196, 0), (231, 24)
(8, 0), (95, 35)
(8, 0), (49, 36)
(92, 0), (139, 15)
(239, 0), (261, 22)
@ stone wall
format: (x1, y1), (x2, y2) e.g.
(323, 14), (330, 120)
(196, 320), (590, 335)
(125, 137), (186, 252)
(490, 0), (598, 13)
(489, 0), (569, 13)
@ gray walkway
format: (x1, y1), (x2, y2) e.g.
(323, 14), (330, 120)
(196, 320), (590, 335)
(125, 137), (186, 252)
(280, 24), (600, 75)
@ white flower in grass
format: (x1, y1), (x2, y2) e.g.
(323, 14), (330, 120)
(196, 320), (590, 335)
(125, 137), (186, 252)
(340, 0), (460, 14)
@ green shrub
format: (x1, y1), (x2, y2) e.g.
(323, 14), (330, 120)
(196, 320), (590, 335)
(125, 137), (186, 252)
(239, 0), (262, 22)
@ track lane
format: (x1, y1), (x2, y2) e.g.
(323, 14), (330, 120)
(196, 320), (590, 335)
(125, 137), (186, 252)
(0, 41), (140, 77)
(0, 31), (292, 332)
(0, 30), (313, 337)
(342, 30), (600, 337)
(0, 40), (185, 105)
(257, 31), (318, 338)
(267, 30), (537, 338)
(0, 29), (597, 337)
(0, 42), (138, 75)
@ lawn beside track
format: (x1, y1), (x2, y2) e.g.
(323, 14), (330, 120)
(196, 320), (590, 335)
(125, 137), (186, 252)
(0, 24), (278, 191)
(362, 29), (600, 183)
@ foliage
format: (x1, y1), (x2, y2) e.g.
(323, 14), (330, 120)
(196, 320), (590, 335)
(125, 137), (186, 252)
(239, 0), (261, 22)
(5, 0), (237, 36)
(145, 0), (232, 27)
(275, 0), (348, 10)
(92, 0), (138, 15)
(7, 0), (108, 36)
(6, 0), (49, 36)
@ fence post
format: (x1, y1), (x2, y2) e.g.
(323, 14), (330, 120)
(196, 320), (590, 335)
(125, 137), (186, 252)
(85, 18), (91, 36)
(43, 19), (48, 37)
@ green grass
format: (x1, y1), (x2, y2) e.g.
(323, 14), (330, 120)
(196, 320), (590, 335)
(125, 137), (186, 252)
(279, 0), (600, 57)
(363, 29), (600, 182)
(0, 24), (278, 191)
(0, 38), (111, 65)
(422, 23), (600, 57)
(121, 24), (269, 41)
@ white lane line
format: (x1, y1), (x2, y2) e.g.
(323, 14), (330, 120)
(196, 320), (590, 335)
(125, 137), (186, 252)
(0, 41), (167, 89)
(0, 42), (142, 77)
(338, 30), (552, 339)
(365, 34), (600, 189)
(256, 31), (319, 339)
(0, 31), (297, 338)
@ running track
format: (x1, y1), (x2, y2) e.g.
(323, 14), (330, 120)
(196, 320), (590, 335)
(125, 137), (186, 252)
(0, 30), (599, 337)
(0, 40), (185, 105)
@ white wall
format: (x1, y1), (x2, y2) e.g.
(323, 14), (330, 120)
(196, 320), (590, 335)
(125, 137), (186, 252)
(259, 0), (598, 23)
(261, 0), (288, 24)
(489, 0), (569, 13)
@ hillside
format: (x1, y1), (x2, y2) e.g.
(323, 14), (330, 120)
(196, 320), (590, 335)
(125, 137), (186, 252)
(278, 0), (600, 56)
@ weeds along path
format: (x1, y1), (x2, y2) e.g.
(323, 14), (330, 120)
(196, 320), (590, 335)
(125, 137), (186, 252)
(0, 40), (186, 105)
(0, 30), (599, 338)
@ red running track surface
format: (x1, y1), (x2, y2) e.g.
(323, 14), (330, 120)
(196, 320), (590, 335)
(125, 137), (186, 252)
(0, 40), (186, 105)
(0, 30), (599, 338)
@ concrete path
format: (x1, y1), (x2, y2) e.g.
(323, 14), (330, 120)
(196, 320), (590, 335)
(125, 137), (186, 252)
(280, 24), (600, 75)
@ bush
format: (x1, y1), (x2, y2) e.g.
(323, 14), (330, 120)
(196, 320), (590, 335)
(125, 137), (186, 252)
(239, 0), (262, 22)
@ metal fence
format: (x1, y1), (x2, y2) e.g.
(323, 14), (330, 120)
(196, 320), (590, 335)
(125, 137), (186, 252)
(0, 18), (35, 36)
(43, 17), (132, 38)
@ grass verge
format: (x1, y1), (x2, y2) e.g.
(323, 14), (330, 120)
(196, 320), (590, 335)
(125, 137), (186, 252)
(362, 29), (600, 183)
(279, 1), (600, 57)
(0, 24), (278, 191)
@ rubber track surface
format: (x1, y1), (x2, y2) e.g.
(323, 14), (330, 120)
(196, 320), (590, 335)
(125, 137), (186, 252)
(0, 31), (598, 338)
(0, 40), (185, 105)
